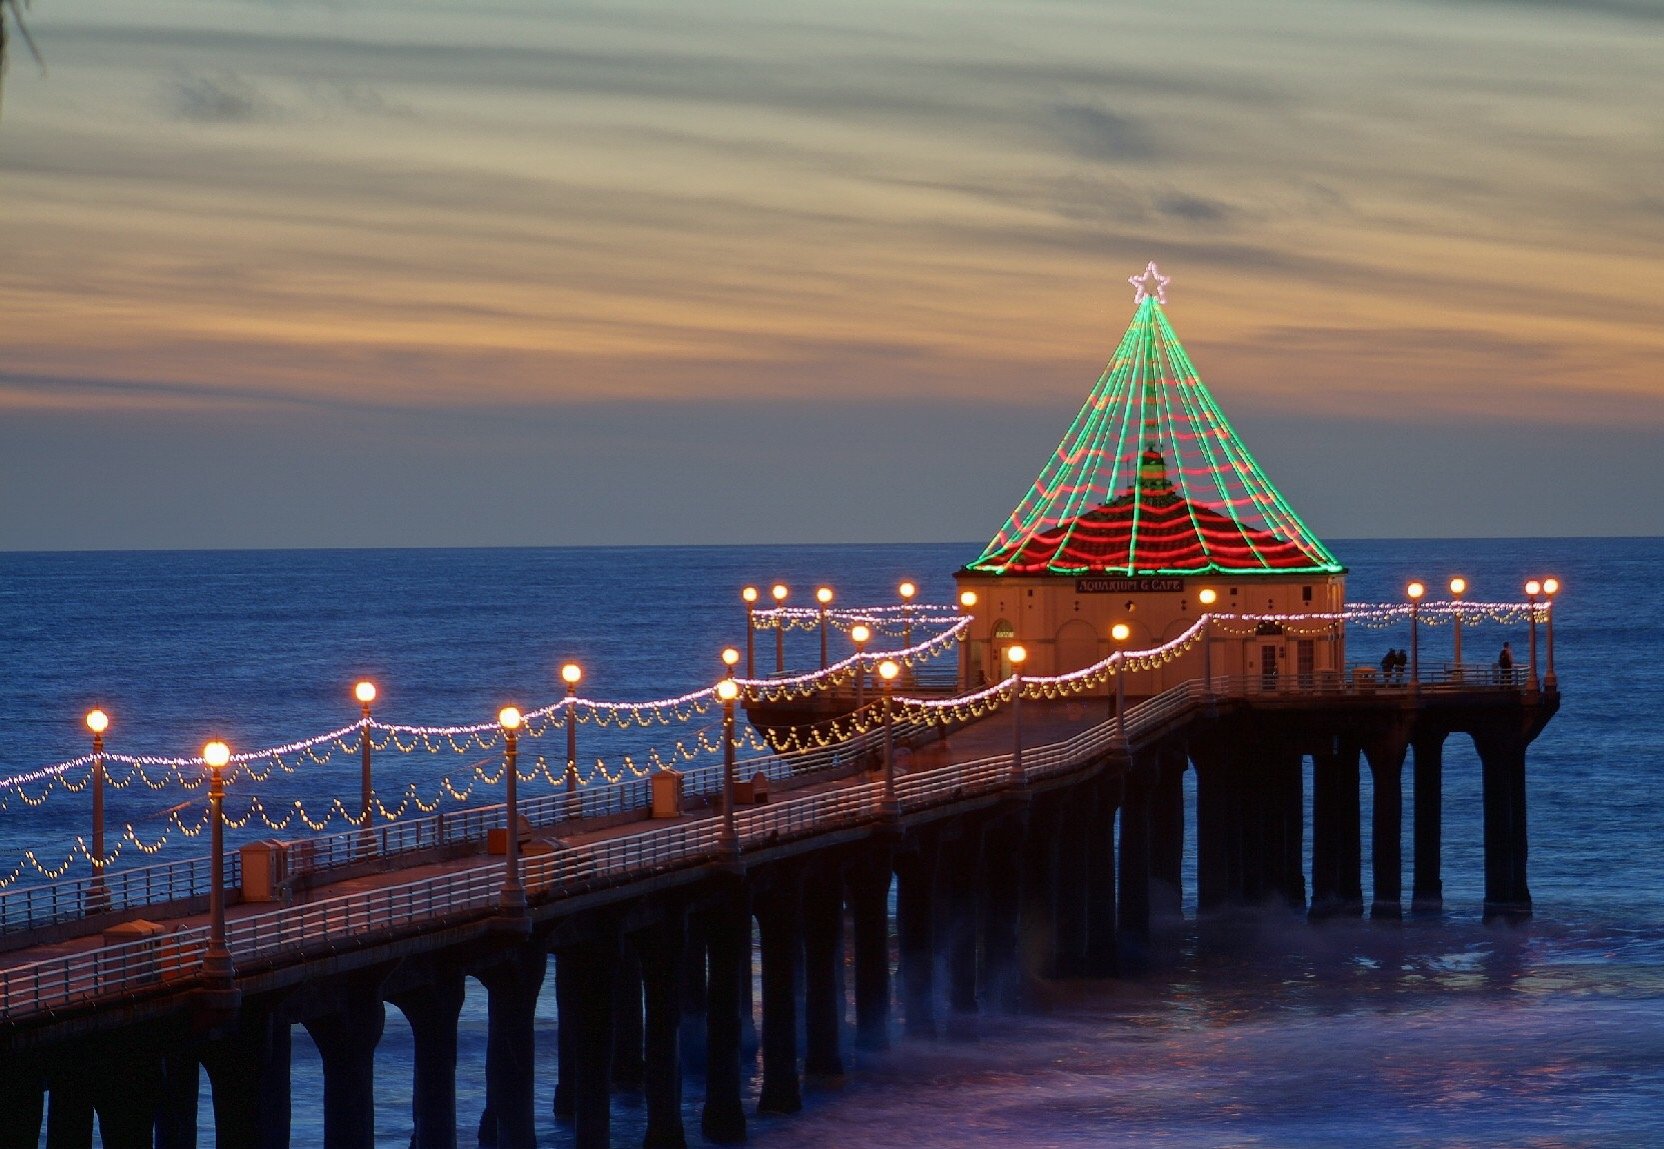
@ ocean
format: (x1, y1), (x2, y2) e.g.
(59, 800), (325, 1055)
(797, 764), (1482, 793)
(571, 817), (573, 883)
(1, 537), (1661, 1147)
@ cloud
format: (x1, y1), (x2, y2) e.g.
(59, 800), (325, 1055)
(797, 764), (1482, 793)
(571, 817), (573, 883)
(1153, 193), (1232, 224)
(1440, 0), (1664, 20)
(1199, 323), (1664, 429)
(1051, 104), (1159, 162)
(168, 71), (272, 123)
(307, 80), (417, 120)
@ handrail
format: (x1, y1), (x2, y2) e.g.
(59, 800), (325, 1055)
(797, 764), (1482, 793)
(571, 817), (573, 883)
(0, 711), (930, 937)
(0, 853), (243, 938)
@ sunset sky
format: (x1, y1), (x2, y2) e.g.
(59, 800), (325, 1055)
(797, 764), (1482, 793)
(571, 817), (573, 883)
(2, 0), (1661, 550)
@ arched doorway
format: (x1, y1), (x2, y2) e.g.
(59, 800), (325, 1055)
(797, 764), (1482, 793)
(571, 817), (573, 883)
(994, 619), (1016, 679)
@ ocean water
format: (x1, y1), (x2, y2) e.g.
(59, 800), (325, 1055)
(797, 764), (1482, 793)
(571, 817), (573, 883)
(1, 537), (1661, 1147)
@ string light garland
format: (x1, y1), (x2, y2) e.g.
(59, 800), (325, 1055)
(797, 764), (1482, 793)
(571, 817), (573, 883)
(0, 596), (1549, 889)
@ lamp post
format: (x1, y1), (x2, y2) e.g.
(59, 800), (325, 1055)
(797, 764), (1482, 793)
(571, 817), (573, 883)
(1198, 588), (1217, 692)
(957, 589), (978, 691)
(742, 586), (759, 678)
(1110, 622), (1131, 733)
(1542, 577), (1560, 691)
(851, 624), (871, 712)
(898, 580), (917, 650)
(498, 707), (526, 911)
(878, 659), (901, 818)
(817, 586), (834, 670)
(85, 709), (109, 910)
(1407, 581), (1425, 686)
(1448, 577), (1467, 675)
(202, 739), (234, 980)
(772, 583), (789, 675)
(1524, 580), (1542, 693)
(561, 663), (583, 800)
(354, 680), (376, 836)
(716, 678), (740, 859)
(1008, 644), (1027, 784)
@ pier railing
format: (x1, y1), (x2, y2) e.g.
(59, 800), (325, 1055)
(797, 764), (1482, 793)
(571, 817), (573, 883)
(0, 853), (243, 939)
(0, 709), (932, 941)
(0, 677), (1200, 1016)
(0, 667), (1551, 1020)
(0, 662), (1536, 943)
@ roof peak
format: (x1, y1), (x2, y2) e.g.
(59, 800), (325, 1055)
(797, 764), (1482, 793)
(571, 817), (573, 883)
(967, 272), (1342, 577)
(1127, 261), (1170, 306)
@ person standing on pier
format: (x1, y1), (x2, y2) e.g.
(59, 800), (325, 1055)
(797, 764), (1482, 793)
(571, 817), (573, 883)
(1382, 648), (1396, 684)
(1498, 642), (1514, 684)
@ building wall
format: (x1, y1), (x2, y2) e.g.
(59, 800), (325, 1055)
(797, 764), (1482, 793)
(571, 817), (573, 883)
(953, 570), (1348, 696)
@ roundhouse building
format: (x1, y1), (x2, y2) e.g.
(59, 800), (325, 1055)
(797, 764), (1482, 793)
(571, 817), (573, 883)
(954, 264), (1348, 696)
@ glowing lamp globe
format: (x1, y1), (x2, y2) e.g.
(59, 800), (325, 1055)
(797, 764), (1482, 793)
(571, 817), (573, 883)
(817, 586), (834, 605)
(1543, 578), (1560, 595)
(1198, 588), (1217, 606)
(959, 590), (978, 609)
(722, 647), (741, 669)
(498, 706), (522, 731)
(1525, 580), (1541, 596)
(850, 624), (871, 645)
(1008, 644), (1027, 666)
(203, 741), (231, 769)
(354, 680), (377, 705)
(716, 678), (740, 703)
(898, 581), (917, 602)
(742, 586), (759, 604)
(561, 663), (583, 687)
(1449, 577), (1467, 597)
(771, 584), (789, 603)
(1111, 623), (1131, 643)
(1407, 581), (1425, 601)
(85, 709), (109, 735)
(878, 659), (900, 682)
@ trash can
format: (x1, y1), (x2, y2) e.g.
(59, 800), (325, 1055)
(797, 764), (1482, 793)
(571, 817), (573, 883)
(651, 770), (684, 818)
(240, 839), (288, 902)
(488, 816), (534, 855)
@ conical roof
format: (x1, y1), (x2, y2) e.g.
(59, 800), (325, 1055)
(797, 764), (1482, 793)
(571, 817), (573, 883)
(968, 264), (1343, 577)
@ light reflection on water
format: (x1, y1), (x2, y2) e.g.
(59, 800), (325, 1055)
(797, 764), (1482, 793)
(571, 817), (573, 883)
(722, 920), (1664, 1149)
(319, 915), (1664, 1149)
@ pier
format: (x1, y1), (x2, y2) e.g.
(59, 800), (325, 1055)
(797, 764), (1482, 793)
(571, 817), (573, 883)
(0, 267), (1566, 1147)
(0, 617), (1559, 1148)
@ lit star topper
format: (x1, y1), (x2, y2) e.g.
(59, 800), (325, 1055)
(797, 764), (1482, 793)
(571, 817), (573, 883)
(1128, 261), (1170, 305)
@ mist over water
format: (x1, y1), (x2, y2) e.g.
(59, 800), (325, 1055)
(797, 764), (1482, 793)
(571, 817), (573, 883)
(742, 919), (1664, 1149)
(2, 537), (1660, 1146)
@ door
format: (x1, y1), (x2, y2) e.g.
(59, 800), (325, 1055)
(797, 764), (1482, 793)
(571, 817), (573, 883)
(1260, 644), (1280, 690)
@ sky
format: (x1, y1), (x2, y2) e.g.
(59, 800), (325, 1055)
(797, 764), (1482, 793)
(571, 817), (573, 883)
(1, 0), (1661, 551)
